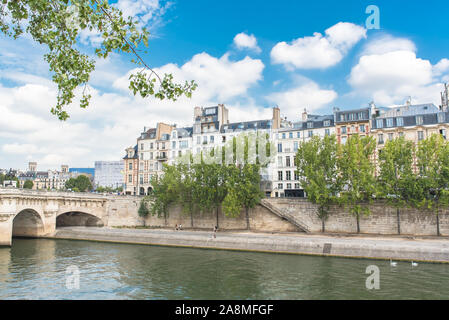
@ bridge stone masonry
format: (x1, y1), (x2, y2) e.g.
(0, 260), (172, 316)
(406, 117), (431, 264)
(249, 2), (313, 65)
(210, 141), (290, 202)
(0, 188), (142, 246)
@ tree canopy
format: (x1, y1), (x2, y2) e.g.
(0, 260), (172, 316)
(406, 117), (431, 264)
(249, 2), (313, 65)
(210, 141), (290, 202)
(0, 0), (197, 120)
(65, 175), (93, 192)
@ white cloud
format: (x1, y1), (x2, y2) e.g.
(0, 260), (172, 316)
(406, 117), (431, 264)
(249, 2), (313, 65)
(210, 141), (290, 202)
(233, 32), (261, 53)
(271, 22), (366, 70)
(266, 80), (337, 120)
(0, 50), (266, 170)
(348, 36), (447, 106)
(434, 58), (449, 76)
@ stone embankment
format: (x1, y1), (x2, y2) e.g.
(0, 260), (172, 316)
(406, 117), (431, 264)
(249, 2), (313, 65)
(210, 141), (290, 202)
(50, 227), (449, 263)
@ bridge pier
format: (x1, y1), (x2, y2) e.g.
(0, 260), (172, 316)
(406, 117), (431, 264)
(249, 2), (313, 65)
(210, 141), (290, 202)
(0, 216), (13, 247)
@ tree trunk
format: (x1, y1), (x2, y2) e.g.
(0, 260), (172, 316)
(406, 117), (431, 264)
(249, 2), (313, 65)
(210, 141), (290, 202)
(190, 211), (194, 229)
(321, 219), (325, 233)
(396, 208), (401, 235)
(164, 212), (167, 227)
(216, 207), (219, 229)
(436, 210), (441, 237)
(245, 207), (250, 230)
(356, 213), (360, 233)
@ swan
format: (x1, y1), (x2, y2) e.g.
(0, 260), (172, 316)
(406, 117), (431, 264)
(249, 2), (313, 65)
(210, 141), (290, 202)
(411, 261), (418, 267)
(390, 259), (397, 267)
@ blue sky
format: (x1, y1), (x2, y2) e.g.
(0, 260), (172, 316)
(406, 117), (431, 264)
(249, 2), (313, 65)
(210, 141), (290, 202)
(1, 0), (449, 170)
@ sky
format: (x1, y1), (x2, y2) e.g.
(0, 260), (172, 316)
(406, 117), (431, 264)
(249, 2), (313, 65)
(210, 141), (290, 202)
(1, 0), (449, 170)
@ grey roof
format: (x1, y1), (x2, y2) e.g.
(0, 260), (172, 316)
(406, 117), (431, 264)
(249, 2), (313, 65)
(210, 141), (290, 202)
(335, 108), (371, 123)
(138, 128), (156, 140)
(377, 103), (439, 118)
(372, 111), (449, 129)
(123, 145), (138, 160)
(221, 120), (272, 133)
(175, 127), (193, 138)
(288, 114), (334, 131)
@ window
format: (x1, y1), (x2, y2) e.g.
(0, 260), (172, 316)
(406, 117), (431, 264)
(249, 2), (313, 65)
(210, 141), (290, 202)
(440, 129), (447, 139)
(278, 156), (283, 166)
(287, 183), (292, 190)
(129, 163), (132, 170)
(359, 125), (365, 133)
(197, 136), (201, 144)
(150, 143), (153, 149)
(438, 113), (446, 123)
(388, 133), (394, 141)
(210, 136), (214, 143)
(139, 175), (143, 184)
(386, 118), (393, 127)
(286, 156), (291, 167)
(278, 171), (283, 181)
(324, 120), (331, 127)
(203, 136), (207, 144)
(416, 116), (424, 125)
(180, 141), (189, 149)
(376, 119), (384, 128)
(397, 117), (404, 127)
(172, 141), (176, 149)
(378, 134), (384, 144)
(293, 141), (299, 152)
(278, 143), (283, 153)
(140, 153), (144, 160)
(172, 131), (176, 139)
(340, 115), (345, 122)
(150, 152), (153, 160)
(307, 122), (313, 129)
(325, 129), (330, 136)
(294, 172), (299, 180)
(128, 174), (132, 183)
(289, 132), (293, 139)
(308, 131), (313, 138)
(341, 126), (347, 134)
(358, 112), (364, 120)
(140, 143), (144, 150)
(282, 133), (286, 139)
(349, 113), (354, 121)
(294, 183), (300, 189)
(278, 183), (283, 190)
(286, 171), (291, 181)
(297, 132), (301, 138)
(418, 131), (424, 141)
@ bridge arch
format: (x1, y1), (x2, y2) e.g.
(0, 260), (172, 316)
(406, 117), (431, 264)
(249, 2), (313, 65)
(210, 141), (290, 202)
(12, 209), (45, 238)
(56, 211), (104, 228)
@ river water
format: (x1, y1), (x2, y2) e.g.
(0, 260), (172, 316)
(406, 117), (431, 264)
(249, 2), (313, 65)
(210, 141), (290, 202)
(0, 238), (448, 299)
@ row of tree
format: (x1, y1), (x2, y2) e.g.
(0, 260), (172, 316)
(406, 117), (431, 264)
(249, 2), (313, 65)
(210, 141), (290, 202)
(296, 133), (449, 235)
(139, 134), (268, 229)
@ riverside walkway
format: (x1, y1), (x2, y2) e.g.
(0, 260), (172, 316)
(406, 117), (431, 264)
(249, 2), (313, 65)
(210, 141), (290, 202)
(47, 227), (449, 263)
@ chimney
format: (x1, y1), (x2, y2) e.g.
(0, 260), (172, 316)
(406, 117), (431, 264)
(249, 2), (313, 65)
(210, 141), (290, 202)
(28, 162), (37, 172)
(302, 108), (308, 121)
(194, 106), (201, 119)
(272, 107), (281, 129)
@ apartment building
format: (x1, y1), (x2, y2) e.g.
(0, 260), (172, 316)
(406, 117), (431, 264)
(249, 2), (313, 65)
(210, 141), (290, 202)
(334, 105), (373, 144)
(123, 145), (139, 195)
(271, 110), (335, 198)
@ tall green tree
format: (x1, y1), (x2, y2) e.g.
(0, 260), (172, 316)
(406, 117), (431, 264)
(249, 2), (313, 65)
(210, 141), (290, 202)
(338, 135), (377, 233)
(377, 137), (420, 234)
(177, 162), (197, 228)
(0, 0), (196, 120)
(148, 165), (179, 226)
(138, 198), (150, 226)
(65, 175), (93, 192)
(23, 180), (34, 189)
(416, 134), (449, 236)
(296, 134), (341, 232)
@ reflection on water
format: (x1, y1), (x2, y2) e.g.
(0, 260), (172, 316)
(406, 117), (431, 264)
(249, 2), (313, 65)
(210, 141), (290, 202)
(0, 238), (448, 299)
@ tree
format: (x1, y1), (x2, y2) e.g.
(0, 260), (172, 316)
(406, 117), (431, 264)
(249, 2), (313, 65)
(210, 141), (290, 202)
(338, 135), (377, 233)
(23, 180), (34, 189)
(138, 199), (150, 226)
(65, 175), (93, 192)
(177, 162), (197, 228)
(377, 137), (419, 234)
(296, 134), (341, 232)
(416, 134), (449, 236)
(148, 165), (179, 226)
(0, 0), (197, 120)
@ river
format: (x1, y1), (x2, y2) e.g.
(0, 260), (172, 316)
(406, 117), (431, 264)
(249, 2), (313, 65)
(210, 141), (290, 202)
(0, 238), (448, 299)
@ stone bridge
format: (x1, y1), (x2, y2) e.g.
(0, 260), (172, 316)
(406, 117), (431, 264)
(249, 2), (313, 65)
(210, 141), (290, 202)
(0, 188), (141, 246)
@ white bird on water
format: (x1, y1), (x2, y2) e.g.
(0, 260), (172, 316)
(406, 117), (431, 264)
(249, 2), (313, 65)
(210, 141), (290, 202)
(411, 261), (418, 267)
(390, 259), (397, 267)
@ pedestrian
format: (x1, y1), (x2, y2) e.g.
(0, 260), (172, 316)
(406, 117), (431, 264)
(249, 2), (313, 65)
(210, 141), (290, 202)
(179, 224), (183, 230)
(213, 225), (217, 238)
(175, 224), (178, 231)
